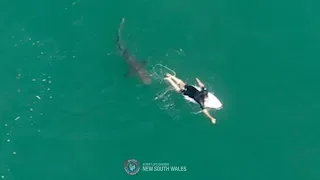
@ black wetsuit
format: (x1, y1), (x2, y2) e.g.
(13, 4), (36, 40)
(181, 85), (208, 109)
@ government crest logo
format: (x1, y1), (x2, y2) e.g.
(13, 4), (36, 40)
(124, 159), (140, 175)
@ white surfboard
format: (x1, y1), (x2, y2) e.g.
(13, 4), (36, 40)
(183, 85), (223, 110)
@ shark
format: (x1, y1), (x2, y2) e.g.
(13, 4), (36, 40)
(117, 18), (152, 85)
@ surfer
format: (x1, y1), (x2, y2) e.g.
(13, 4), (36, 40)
(164, 73), (217, 124)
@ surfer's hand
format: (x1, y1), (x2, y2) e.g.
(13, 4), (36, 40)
(166, 73), (173, 77)
(196, 78), (205, 87)
(211, 118), (216, 124)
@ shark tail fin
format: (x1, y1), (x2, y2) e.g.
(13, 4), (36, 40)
(117, 18), (126, 51)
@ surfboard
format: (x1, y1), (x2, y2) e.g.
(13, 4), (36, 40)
(183, 85), (223, 109)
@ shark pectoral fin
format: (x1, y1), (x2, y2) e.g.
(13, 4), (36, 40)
(136, 61), (147, 70)
(124, 61), (147, 77)
(141, 61), (147, 67)
(125, 67), (137, 77)
(140, 60), (147, 66)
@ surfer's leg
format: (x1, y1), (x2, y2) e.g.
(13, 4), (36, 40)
(202, 109), (216, 124)
(164, 77), (181, 92)
(165, 73), (186, 89)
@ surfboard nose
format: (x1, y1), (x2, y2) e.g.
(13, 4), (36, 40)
(213, 102), (223, 110)
(215, 105), (223, 110)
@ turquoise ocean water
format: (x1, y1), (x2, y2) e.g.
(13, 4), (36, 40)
(1, 0), (320, 179)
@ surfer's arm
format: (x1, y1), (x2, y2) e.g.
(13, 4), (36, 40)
(196, 78), (205, 88)
(202, 109), (216, 124)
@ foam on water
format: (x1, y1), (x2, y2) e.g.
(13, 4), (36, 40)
(0, 27), (60, 179)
